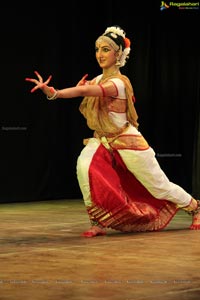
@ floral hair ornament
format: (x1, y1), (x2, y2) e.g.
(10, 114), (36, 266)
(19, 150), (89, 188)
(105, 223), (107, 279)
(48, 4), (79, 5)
(104, 26), (131, 67)
(119, 36), (131, 67)
(124, 37), (131, 48)
(104, 26), (126, 38)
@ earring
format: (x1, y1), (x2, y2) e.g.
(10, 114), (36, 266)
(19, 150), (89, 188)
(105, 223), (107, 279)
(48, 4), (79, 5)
(115, 58), (121, 66)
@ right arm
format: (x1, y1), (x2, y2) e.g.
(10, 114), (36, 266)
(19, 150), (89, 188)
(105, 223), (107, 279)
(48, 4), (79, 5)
(25, 71), (118, 100)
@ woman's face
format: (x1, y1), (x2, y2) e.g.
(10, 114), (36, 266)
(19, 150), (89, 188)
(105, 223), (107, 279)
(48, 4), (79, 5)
(95, 41), (117, 69)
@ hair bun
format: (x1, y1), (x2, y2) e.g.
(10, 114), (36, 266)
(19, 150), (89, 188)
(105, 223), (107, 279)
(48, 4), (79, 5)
(104, 26), (126, 38)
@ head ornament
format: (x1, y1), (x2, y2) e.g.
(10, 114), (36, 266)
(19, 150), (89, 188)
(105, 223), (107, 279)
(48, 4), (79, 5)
(96, 25), (131, 67)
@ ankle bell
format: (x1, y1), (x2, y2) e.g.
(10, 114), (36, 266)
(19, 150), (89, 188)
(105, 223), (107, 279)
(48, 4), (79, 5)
(183, 199), (200, 216)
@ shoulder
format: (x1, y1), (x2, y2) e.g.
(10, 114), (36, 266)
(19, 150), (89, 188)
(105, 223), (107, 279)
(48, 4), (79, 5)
(109, 74), (132, 89)
(86, 74), (103, 85)
(108, 77), (126, 99)
(109, 78), (125, 89)
(94, 74), (103, 84)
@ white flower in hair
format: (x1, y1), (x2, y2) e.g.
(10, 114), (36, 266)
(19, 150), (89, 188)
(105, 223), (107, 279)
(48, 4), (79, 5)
(120, 48), (130, 67)
(104, 26), (125, 38)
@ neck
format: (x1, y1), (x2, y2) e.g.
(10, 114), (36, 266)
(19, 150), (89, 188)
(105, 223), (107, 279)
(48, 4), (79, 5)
(102, 68), (120, 79)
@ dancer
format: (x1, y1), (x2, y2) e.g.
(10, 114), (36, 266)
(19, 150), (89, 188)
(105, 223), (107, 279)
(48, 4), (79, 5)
(25, 25), (200, 237)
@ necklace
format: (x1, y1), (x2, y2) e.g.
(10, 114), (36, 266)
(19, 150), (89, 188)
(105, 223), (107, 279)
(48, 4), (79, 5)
(100, 70), (120, 82)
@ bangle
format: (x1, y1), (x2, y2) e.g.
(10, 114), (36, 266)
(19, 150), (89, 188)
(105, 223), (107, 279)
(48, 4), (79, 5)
(47, 90), (58, 100)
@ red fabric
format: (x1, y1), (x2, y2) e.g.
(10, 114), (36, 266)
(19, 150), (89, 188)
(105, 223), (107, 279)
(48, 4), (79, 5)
(88, 144), (178, 232)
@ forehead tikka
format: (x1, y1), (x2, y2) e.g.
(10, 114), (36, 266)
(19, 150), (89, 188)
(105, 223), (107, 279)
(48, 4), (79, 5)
(96, 36), (119, 52)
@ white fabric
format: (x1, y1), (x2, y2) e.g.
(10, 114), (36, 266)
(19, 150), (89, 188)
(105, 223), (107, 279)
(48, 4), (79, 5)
(95, 75), (126, 98)
(77, 77), (192, 208)
(118, 147), (191, 207)
(108, 112), (127, 127)
(98, 76), (129, 128)
(109, 78), (126, 98)
(77, 138), (99, 207)
(76, 124), (192, 208)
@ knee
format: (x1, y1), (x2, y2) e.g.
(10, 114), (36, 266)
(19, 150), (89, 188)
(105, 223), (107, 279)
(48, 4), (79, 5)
(145, 180), (172, 200)
(76, 155), (89, 174)
(77, 155), (83, 172)
(148, 183), (177, 201)
(150, 188), (170, 200)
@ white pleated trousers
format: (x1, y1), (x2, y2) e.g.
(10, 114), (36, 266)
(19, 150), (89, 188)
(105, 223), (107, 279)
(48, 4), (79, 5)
(76, 127), (192, 208)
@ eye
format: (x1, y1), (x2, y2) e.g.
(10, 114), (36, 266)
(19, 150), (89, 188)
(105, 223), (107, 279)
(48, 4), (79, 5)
(103, 47), (110, 53)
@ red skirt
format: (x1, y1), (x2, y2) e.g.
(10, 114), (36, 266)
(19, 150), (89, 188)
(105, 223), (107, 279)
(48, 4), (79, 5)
(87, 144), (178, 232)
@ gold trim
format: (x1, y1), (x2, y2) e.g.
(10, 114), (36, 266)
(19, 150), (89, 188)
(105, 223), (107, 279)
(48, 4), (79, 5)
(110, 134), (149, 150)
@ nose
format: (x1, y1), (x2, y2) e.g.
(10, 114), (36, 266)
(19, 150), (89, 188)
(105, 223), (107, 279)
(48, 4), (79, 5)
(96, 49), (104, 58)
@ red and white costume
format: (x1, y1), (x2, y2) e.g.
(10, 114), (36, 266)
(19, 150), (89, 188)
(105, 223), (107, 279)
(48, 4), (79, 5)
(77, 74), (192, 232)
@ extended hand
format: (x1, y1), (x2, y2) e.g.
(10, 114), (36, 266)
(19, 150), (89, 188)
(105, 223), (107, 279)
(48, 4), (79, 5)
(25, 71), (52, 93)
(76, 74), (89, 86)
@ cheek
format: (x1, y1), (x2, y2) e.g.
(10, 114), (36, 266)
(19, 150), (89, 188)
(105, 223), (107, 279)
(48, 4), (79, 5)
(110, 53), (117, 62)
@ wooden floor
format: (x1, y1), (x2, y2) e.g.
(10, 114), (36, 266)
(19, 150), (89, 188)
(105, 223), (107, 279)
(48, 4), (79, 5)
(0, 199), (200, 300)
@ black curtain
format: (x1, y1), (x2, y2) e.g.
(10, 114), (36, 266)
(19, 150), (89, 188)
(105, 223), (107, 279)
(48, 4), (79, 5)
(0, 2), (199, 203)
(192, 59), (200, 199)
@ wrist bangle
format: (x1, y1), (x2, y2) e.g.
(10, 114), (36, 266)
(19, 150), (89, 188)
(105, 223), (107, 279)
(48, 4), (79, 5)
(47, 90), (58, 100)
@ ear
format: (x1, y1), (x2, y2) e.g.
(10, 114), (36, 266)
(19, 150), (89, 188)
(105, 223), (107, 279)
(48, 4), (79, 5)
(115, 51), (121, 66)
(115, 50), (120, 58)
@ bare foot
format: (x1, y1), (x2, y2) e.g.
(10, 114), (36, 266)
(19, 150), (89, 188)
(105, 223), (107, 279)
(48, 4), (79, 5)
(182, 199), (200, 230)
(81, 226), (106, 238)
(190, 211), (200, 230)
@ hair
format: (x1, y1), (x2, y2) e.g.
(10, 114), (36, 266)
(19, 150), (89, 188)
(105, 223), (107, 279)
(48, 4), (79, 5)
(103, 26), (126, 50)
(96, 25), (131, 67)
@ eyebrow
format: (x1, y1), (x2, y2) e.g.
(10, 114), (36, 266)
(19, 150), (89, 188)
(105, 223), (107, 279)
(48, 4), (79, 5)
(96, 45), (111, 50)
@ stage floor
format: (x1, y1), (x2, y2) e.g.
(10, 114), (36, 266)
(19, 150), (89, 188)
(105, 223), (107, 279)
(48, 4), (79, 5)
(0, 199), (199, 300)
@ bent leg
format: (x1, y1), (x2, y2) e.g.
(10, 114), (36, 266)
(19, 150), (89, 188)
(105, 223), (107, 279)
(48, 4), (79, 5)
(118, 147), (192, 207)
(118, 147), (200, 229)
(76, 138), (106, 237)
(76, 138), (99, 207)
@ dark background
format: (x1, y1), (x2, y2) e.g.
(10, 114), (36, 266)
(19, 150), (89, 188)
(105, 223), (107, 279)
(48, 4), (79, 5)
(0, 1), (199, 203)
